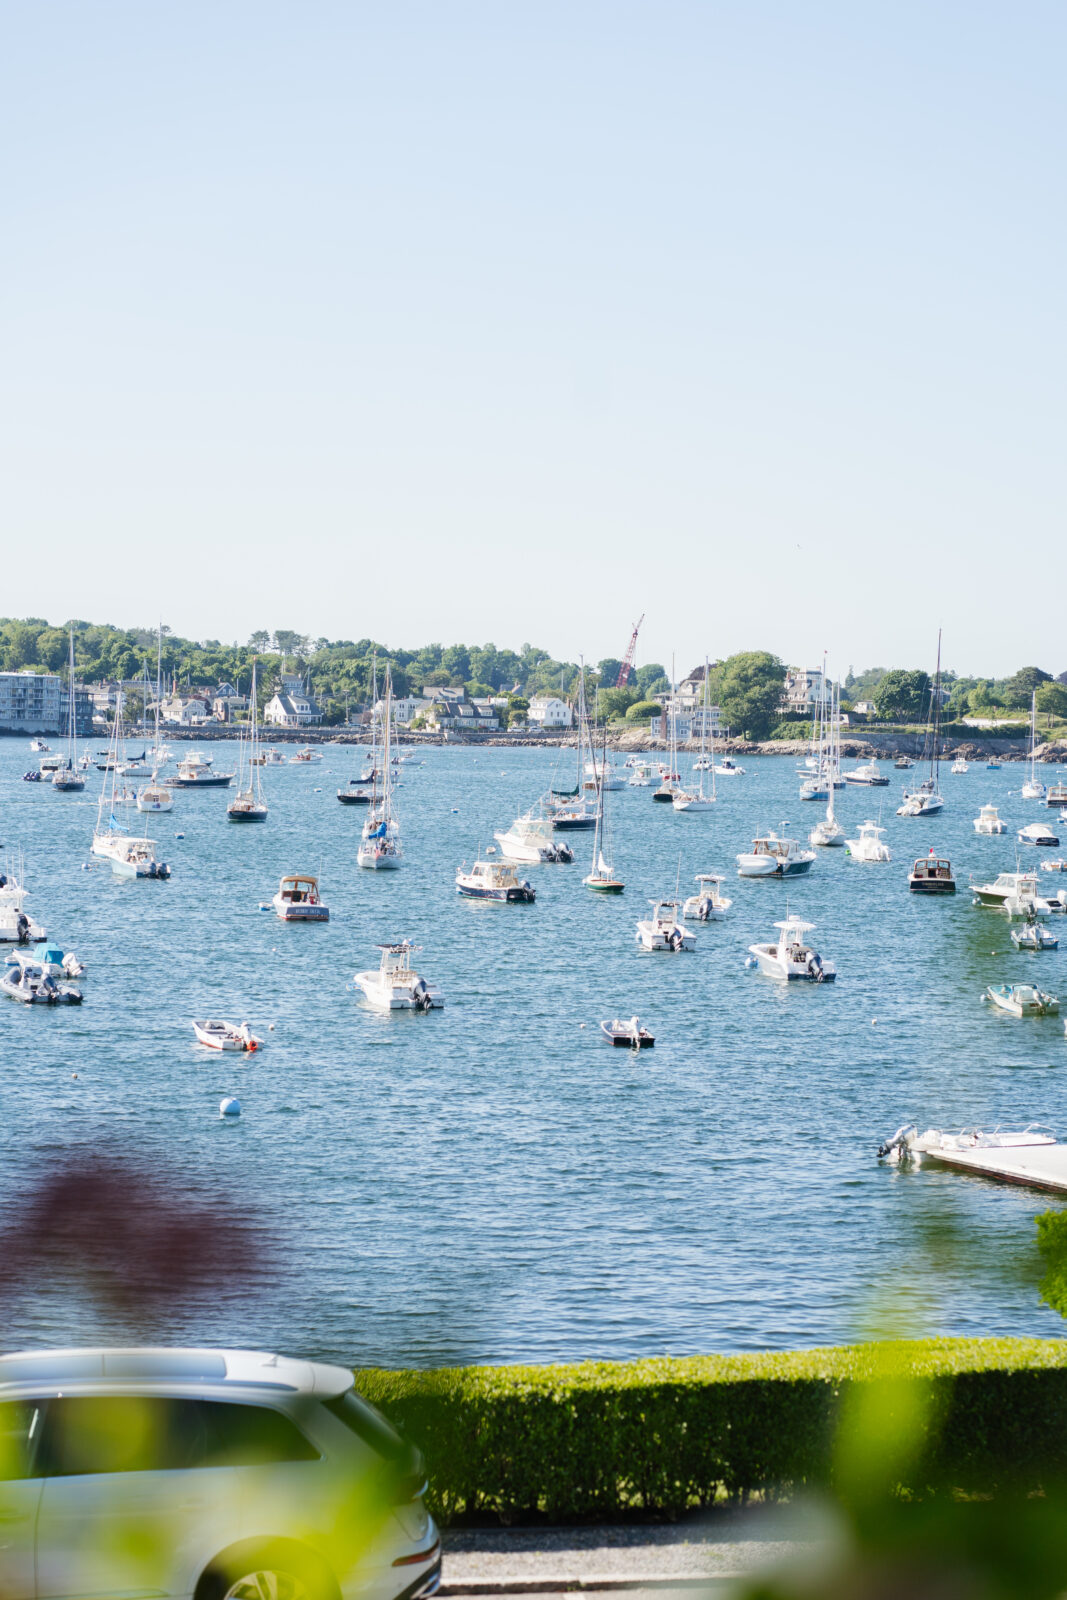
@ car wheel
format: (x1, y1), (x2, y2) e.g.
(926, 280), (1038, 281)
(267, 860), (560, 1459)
(198, 1543), (339, 1600)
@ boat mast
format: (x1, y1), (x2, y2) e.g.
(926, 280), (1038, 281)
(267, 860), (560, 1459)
(382, 666), (393, 822)
(931, 629), (943, 788)
(67, 625), (78, 769)
(251, 659), (261, 803)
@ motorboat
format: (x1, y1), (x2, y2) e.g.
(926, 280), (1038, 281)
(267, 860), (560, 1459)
(116, 758), (151, 778)
(635, 899), (695, 951)
(136, 777), (173, 813)
(1047, 783), (1067, 808)
(0, 897), (45, 944)
(1019, 822), (1059, 847)
(693, 755), (712, 771)
(974, 803), (1006, 834)
(908, 853), (955, 894)
(29, 739), (49, 753)
(351, 942), (444, 1011)
(748, 916), (836, 982)
(600, 1016), (654, 1048)
(682, 874), (732, 920)
(263, 748), (286, 764)
(844, 760), (888, 786)
(272, 873), (329, 921)
(494, 811), (574, 864)
(289, 746), (323, 764)
(455, 859), (535, 902)
(1021, 692), (1046, 799)
(983, 983), (1059, 1018)
(971, 870), (1051, 912)
(736, 832), (815, 878)
(846, 821), (892, 863)
(13, 945), (84, 979)
(584, 758), (625, 791)
(1040, 859), (1067, 873)
(228, 661), (268, 821)
(878, 1123), (1057, 1163)
(91, 833), (171, 879)
(897, 784), (944, 817)
(714, 757), (744, 776)
(38, 752), (65, 772)
(0, 960), (82, 1005)
(1011, 921), (1059, 951)
(171, 753), (235, 787)
(895, 756), (914, 769)
(627, 763), (654, 787)
(192, 1019), (264, 1052)
(986, 760), (1002, 771)
(951, 758), (969, 774)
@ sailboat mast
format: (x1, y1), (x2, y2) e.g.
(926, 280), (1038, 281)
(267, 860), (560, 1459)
(67, 625), (78, 766)
(932, 629), (943, 786)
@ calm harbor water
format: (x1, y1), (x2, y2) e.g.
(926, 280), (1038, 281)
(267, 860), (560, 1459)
(1, 740), (1066, 1368)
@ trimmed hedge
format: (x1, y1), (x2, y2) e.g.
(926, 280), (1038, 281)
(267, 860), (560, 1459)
(356, 1340), (1067, 1522)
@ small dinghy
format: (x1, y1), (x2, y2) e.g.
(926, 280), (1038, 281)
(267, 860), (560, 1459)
(192, 1019), (264, 1052)
(983, 983), (1059, 1017)
(0, 959), (82, 1005)
(600, 1016), (654, 1048)
(1011, 921), (1059, 951)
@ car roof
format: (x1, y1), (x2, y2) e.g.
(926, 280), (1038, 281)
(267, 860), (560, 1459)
(0, 1347), (354, 1400)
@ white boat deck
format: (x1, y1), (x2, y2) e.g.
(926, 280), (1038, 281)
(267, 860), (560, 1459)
(918, 1142), (1067, 1192)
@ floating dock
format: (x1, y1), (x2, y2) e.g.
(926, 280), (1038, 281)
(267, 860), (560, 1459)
(917, 1143), (1067, 1194)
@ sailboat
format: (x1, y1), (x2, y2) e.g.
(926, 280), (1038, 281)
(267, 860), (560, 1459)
(548, 663), (600, 829)
(897, 635), (946, 817)
(673, 661), (716, 812)
(227, 662), (268, 822)
(52, 628), (86, 793)
(91, 694), (172, 877)
(137, 638), (174, 812)
(584, 741), (625, 891)
(148, 625), (172, 767)
(357, 666), (402, 868)
(1021, 690), (1046, 800)
(810, 682), (846, 846)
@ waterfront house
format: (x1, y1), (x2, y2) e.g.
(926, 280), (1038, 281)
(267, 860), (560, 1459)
(528, 695), (573, 729)
(264, 674), (323, 728)
(783, 667), (832, 712)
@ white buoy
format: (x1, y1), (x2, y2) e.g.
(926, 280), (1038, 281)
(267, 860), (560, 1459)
(220, 1097), (241, 1117)
(744, 955), (757, 968)
(268, 1022), (275, 1031)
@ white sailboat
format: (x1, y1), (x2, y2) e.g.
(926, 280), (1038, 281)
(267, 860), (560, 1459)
(52, 627), (86, 793)
(548, 663), (600, 829)
(898, 633), (946, 817)
(584, 744), (625, 891)
(91, 694), (172, 878)
(137, 638), (173, 812)
(674, 661), (716, 812)
(227, 661), (268, 822)
(1021, 691), (1046, 800)
(809, 682), (846, 846)
(358, 667), (402, 869)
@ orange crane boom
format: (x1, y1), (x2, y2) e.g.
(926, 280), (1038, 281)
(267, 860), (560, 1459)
(616, 615), (644, 688)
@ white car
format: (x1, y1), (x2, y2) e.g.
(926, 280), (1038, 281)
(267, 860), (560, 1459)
(0, 1345), (441, 1600)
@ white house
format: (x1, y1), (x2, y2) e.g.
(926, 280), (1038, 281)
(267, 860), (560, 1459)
(528, 695), (573, 729)
(783, 667), (832, 712)
(264, 674), (323, 727)
(160, 693), (213, 727)
(374, 695), (429, 728)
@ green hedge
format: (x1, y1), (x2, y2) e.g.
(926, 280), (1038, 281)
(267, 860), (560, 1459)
(356, 1340), (1067, 1522)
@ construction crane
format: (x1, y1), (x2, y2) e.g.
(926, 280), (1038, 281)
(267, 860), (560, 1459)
(615, 614), (645, 688)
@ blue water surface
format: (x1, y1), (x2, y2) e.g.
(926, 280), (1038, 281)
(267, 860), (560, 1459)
(1, 741), (1065, 1367)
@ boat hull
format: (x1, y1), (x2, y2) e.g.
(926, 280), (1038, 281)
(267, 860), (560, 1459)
(456, 884), (534, 901)
(227, 808), (268, 822)
(170, 774), (234, 787)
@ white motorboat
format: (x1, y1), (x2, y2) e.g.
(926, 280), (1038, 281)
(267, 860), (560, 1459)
(1019, 822), (1059, 847)
(846, 821), (891, 863)
(600, 1016), (654, 1048)
(627, 762), (654, 787)
(974, 803), (1006, 834)
(748, 916), (836, 982)
(0, 960), (82, 1005)
(878, 1122), (1057, 1163)
(897, 783), (944, 817)
(228, 661), (268, 822)
(264, 747), (286, 764)
(682, 874), (732, 920)
(635, 899), (695, 951)
(52, 628), (87, 792)
(192, 1019), (264, 1052)
(136, 777), (173, 812)
(951, 758), (969, 774)
(357, 669), (403, 869)
(29, 739), (49, 753)
(455, 859), (535, 902)
(583, 758), (625, 791)
(117, 758), (151, 777)
(91, 833), (171, 879)
(983, 983), (1059, 1018)
(273, 873), (329, 921)
(494, 811), (574, 864)
(1041, 859), (1067, 873)
(38, 751), (65, 772)
(289, 745), (323, 764)
(971, 870), (1051, 912)
(908, 853), (955, 894)
(714, 757), (744, 776)
(10, 945), (84, 980)
(1021, 692), (1046, 799)
(737, 832), (816, 878)
(0, 895), (45, 944)
(844, 760), (888, 786)
(352, 942), (444, 1011)
(1011, 921), (1058, 951)
(1047, 783), (1067, 808)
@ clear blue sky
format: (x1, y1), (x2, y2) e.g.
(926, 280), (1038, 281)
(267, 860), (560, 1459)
(3, 2), (1064, 678)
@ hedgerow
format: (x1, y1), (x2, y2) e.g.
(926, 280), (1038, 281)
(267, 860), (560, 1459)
(356, 1339), (1067, 1522)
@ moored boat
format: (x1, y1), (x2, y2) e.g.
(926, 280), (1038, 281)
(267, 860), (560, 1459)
(352, 942), (444, 1011)
(600, 1017), (654, 1047)
(272, 873), (329, 921)
(0, 961), (82, 1005)
(682, 874), (732, 920)
(737, 832), (815, 878)
(192, 1019), (264, 1051)
(908, 852), (955, 893)
(983, 983), (1059, 1018)
(455, 859), (535, 902)
(748, 915), (836, 982)
(635, 899), (694, 951)
(974, 803), (1006, 834)
(846, 821), (891, 863)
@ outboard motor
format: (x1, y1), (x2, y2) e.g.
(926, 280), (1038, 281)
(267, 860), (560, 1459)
(16, 913), (29, 944)
(877, 1124), (917, 1160)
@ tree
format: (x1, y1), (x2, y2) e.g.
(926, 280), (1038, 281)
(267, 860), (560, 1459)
(597, 687), (639, 722)
(464, 681), (494, 699)
(635, 662), (666, 695)
(717, 651), (786, 740)
(1036, 681), (1067, 725)
(872, 669), (930, 722)
(248, 630), (271, 650)
(273, 630), (307, 656)
(595, 658), (624, 687)
(1003, 666), (1052, 707)
(625, 699), (662, 722)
